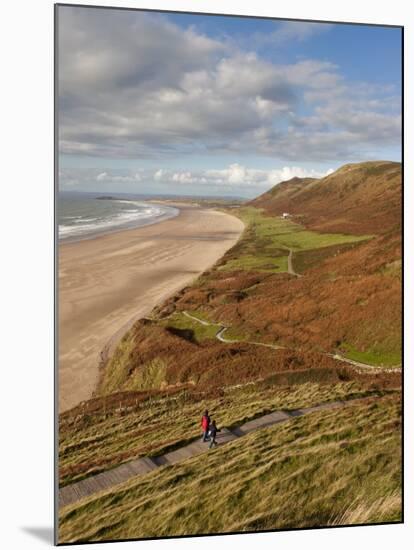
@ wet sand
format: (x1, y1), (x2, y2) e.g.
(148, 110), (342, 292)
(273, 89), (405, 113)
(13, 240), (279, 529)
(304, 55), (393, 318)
(58, 206), (244, 412)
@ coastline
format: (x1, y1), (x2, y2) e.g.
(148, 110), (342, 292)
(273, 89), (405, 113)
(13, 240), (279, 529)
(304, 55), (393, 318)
(59, 199), (179, 244)
(58, 205), (244, 413)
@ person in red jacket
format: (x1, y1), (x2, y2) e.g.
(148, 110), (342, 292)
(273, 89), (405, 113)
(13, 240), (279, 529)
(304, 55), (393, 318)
(201, 410), (211, 442)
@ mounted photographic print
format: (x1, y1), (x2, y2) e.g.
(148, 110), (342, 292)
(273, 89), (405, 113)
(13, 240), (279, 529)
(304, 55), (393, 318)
(55, 3), (403, 545)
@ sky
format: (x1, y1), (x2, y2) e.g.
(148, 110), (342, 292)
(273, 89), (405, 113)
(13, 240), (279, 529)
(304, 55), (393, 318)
(58, 6), (402, 198)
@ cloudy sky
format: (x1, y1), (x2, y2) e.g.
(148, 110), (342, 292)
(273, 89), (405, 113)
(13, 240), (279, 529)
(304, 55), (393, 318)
(58, 6), (402, 198)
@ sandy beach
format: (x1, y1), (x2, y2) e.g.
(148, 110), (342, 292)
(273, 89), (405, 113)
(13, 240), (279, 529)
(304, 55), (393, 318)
(58, 206), (244, 412)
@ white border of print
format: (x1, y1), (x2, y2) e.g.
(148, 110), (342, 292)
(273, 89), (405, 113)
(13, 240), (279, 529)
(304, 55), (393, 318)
(1, 0), (411, 549)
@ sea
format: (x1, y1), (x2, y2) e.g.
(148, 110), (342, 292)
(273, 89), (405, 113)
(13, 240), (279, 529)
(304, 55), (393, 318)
(58, 192), (179, 242)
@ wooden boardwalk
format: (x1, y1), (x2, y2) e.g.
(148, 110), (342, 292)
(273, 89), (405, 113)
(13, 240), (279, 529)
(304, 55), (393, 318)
(59, 398), (358, 508)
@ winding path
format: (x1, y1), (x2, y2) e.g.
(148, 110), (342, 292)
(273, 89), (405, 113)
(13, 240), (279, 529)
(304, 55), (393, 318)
(183, 311), (283, 349)
(182, 311), (401, 373)
(59, 396), (372, 508)
(182, 250), (400, 372)
(287, 248), (302, 277)
(328, 353), (401, 373)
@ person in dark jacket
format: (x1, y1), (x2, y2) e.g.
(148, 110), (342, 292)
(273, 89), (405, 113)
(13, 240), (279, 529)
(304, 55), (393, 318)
(201, 410), (211, 441)
(208, 420), (221, 449)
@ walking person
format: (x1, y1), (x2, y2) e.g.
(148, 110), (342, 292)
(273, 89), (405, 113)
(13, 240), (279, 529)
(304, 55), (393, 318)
(208, 420), (221, 449)
(201, 409), (211, 442)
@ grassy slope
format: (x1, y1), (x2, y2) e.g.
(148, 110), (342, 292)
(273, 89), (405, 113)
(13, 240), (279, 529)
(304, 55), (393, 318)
(98, 313), (225, 395)
(159, 312), (222, 341)
(153, 208), (400, 366)
(60, 378), (395, 486)
(218, 206), (370, 273)
(340, 343), (401, 367)
(213, 231), (402, 366)
(59, 395), (401, 543)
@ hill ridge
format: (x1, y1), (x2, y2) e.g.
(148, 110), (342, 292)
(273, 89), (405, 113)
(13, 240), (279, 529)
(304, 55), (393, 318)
(250, 160), (401, 235)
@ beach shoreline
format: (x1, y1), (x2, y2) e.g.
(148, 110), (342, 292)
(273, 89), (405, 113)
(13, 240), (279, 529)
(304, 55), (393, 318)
(59, 198), (179, 244)
(58, 205), (244, 413)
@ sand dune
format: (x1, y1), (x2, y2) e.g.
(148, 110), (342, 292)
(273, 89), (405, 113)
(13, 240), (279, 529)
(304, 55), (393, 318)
(58, 206), (244, 412)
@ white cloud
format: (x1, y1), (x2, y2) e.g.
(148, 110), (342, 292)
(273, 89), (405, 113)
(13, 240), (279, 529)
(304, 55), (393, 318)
(148, 164), (333, 189)
(96, 172), (108, 181)
(267, 166), (333, 184)
(153, 169), (164, 181)
(227, 164), (247, 184)
(274, 21), (333, 43)
(95, 171), (143, 183)
(172, 171), (194, 184)
(58, 7), (401, 163)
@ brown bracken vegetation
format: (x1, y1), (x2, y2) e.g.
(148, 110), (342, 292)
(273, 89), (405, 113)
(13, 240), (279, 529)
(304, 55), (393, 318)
(142, 162), (401, 369)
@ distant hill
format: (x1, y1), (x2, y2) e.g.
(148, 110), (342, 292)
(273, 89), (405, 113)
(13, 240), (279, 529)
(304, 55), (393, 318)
(251, 161), (402, 235)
